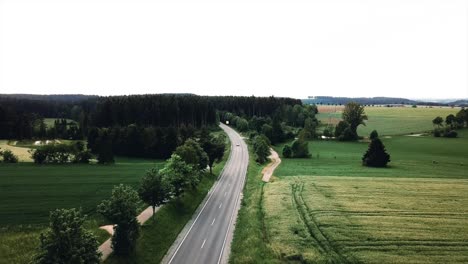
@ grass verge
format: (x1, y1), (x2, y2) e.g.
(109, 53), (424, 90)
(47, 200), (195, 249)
(229, 146), (278, 263)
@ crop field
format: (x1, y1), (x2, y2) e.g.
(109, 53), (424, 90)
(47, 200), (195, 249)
(0, 157), (164, 264)
(259, 128), (468, 263)
(316, 106), (460, 136)
(263, 176), (468, 263)
(0, 140), (33, 162)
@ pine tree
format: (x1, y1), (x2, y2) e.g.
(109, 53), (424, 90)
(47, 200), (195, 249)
(362, 138), (390, 167)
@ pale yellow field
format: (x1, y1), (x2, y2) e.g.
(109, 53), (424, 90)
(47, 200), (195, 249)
(263, 176), (468, 263)
(0, 141), (32, 162)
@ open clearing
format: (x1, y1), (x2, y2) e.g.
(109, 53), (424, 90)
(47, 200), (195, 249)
(317, 106), (460, 136)
(264, 176), (468, 263)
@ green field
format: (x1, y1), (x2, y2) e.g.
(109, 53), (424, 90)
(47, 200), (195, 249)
(256, 128), (468, 263)
(0, 157), (164, 264)
(317, 106), (461, 136)
(274, 130), (468, 179)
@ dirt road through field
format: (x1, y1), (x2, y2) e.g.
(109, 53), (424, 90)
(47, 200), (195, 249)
(262, 148), (281, 182)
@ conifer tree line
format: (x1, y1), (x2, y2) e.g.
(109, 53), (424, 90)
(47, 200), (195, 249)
(1, 94), (300, 159)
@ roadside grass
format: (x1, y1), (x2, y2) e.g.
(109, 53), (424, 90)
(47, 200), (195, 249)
(229, 146), (279, 264)
(105, 136), (231, 264)
(274, 129), (468, 178)
(317, 106), (460, 136)
(263, 176), (468, 263)
(0, 157), (163, 264)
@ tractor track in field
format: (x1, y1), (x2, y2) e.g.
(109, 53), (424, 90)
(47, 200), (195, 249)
(291, 180), (359, 264)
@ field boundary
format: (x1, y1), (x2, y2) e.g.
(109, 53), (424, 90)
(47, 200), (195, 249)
(291, 180), (349, 263)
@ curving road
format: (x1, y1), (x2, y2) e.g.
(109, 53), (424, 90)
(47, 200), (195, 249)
(165, 123), (249, 264)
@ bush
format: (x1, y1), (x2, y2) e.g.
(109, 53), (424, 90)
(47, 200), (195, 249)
(433, 128), (442, 137)
(291, 139), (310, 158)
(253, 135), (270, 164)
(0, 149), (19, 163)
(334, 121), (349, 138)
(282, 145), (292, 158)
(30, 144), (92, 164)
(444, 130), (458, 138)
(72, 150), (92, 163)
(323, 128), (333, 138)
(338, 127), (356, 141)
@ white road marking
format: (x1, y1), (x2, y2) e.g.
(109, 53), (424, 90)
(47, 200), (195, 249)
(224, 191), (227, 197)
(211, 218), (216, 226)
(201, 239), (206, 249)
(219, 203), (222, 209)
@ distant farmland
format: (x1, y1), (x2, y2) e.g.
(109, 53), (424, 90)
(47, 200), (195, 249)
(316, 105), (460, 136)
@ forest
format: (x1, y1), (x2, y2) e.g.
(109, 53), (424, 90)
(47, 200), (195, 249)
(0, 94), (302, 159)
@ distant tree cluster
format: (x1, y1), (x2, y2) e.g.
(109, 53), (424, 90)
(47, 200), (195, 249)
(334, 102), (368, 141)
(282, 138), (310, 158)
(211, 96), (302, 118)
(30, 142), (91, 164)
(432, 109), (467, 138)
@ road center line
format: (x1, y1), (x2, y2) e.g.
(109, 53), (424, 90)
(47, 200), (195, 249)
(211, 218), (216, 226)
(201, 239), (206, 249)
(224, 191), (227, 197)
(219, 203), (222, 209)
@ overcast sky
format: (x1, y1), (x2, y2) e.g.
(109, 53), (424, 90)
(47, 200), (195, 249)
(1, 0), (467, 99)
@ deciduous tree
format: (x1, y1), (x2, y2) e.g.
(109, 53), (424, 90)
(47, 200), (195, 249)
(34, 208), (101, 264)
(138, 169), (172, 220)
(342, 102), (367, 139)
(97, 185), (140, 255)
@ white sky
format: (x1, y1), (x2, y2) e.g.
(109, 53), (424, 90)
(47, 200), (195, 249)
(1, 0), (467, 99)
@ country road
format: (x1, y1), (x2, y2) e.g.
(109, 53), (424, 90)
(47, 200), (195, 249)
(164, 123), (249, 264)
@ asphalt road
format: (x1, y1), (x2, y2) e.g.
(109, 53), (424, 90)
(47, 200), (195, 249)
(166, 124), (249, 264)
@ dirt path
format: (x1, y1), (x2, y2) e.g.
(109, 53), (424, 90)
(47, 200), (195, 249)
(262, 148), (281, 182)
(98, 205), (161, 260)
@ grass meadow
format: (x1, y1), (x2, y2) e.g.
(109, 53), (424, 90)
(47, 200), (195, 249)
(317, 105), (461, 136)
(274, 129), (468, 179)
(0, 157), (164, 264)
